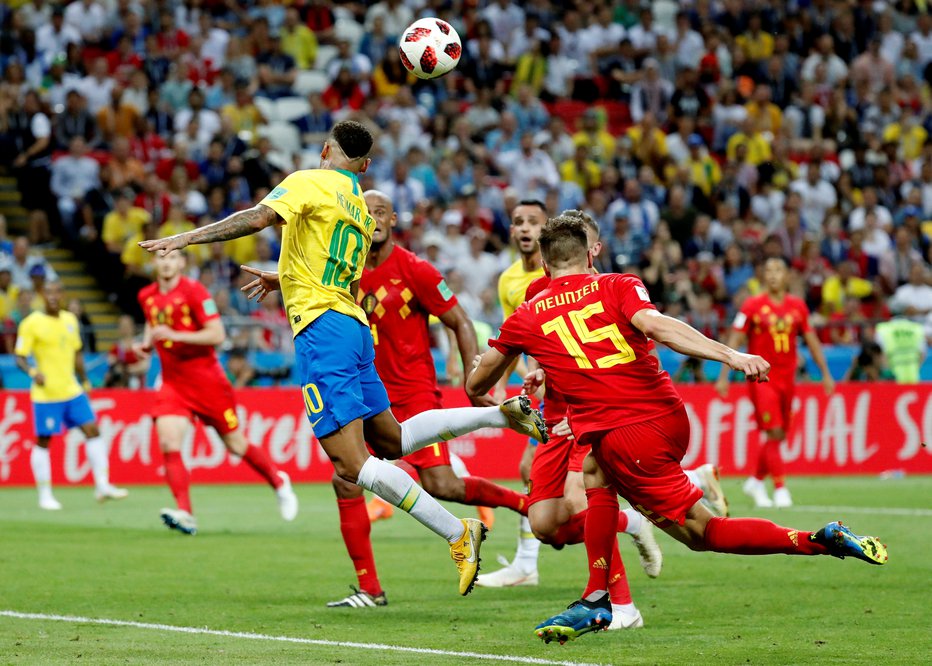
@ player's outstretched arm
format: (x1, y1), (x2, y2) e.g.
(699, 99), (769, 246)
(240, 265), (281, 302)
(151, 318), (226, 347)
(631, 309), (770, 383)
(140, 205), (281, 256)
(803, 330), (836, 395)
(466, 348), (519, 405)
(714, 330), (745, 397)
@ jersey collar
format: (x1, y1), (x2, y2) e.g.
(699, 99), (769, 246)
(335, 168), (360, 195)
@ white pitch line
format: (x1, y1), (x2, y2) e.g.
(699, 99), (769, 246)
(781, 505), (932, 517)
(0, 611), (606, 666)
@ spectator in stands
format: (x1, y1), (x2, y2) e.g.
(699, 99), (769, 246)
(68, 296), (96, 354)
(226, 347), (257, 388)
(889, 263), (932, 320)
(53, 89), (99, 150)
(822, 260), (874, 316)
(605, 209), (647, 273)
(102, 188), (150, 255)
(95, 84), (138, 145)
(876, 317), (928, 384)
(50, 136), (99, 239)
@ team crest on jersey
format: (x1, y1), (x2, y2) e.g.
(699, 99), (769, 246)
(266, 186), (288, 201)
(361, 293), (378, 315)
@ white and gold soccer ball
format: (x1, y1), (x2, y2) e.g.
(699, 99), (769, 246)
(398, 17), (462, 80)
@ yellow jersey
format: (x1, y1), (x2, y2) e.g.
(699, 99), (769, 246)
(260, 168), (375, 336)
(498, 258), (545, 319)
(15, 310), (83, 403)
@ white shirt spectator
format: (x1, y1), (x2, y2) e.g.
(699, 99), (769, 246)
(201, 27), (230, 68)
(18, 2), (53, 31)
(455, 249), (501, 298)
(28, 112), (52, 144)
(78, 75), (114, 115)
(861, 227), (894, 257)
(495, 148), (560, 198)
(628, 24), (664, 53)
(790, 177), (837, 227)
(51, 154), (99, 199)
(848, 205), (893, 232)
(606, 198), (660, 237)
(801, 53), (849, 85)
(507, 26), (551, 61)
(881, 29), (905, 65)
(797, 160), (841, 184)
(910, 28), (932, 67)
(326, 53), (373, 80)
(376, 177), (426, 219)
(174, 107), (222, 139)
(753, 190), (787, 230)
(64, 0), (106, 43)
(585, 21), (625, 53)
(482, 1), (525, 44)
(890, 282), (932, 315)
(675, 29), (705, 69)
(466, 38), (507, 63)
(365, 1), (414, 37)
(11, 256), (58, 291)
(36, 23), (82, 64)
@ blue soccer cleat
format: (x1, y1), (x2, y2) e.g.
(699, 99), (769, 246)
(534, 594), (613, 644)
(811, 521), (888, 565)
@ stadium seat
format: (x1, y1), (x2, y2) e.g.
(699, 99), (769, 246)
(276, 97), (312, 123)
(259, 122), (301, 153)
(314, 45), (339, 71)
(294, 70), (329, 96)
(254, 96), (278, 123)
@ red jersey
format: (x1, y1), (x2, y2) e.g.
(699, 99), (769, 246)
(491, 273), (682, 441)
(138, 276), (226, 386)
(359, 246), (458, 406)
(732, 293), (811, 384)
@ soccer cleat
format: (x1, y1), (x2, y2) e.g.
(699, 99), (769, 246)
(476, 555), (539, 588)
(276, 471), (299, 521)
(500, 395), (548, 443)
(449, 518), (487, 595)
(367, 496), (395, 522)
(811, 521), (888, 565)
(39, 496), (62, 511)
(743, 477), (774, 508)
(630, 520), (663, 578)
(696, 464), (729, 517)
(160, 508), (198, 536)
(477, 505), (496, 530)
(773, 486), (793, 508)
(607, 607), (644, 630)
(534, 594), (612, 644)
(326, 586), (388, 608)
(95, 485), (129, 502)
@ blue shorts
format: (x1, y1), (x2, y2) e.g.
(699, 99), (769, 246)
(295, 310), (391, 438)
(33, 394), (95, 437)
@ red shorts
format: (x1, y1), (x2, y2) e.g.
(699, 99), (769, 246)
(153, 378), (239, 435)
(588, 408), (702, 527)
(749, 380), (794, 432)
(388, 399), (450, 471)
(528, 428), (591, 507)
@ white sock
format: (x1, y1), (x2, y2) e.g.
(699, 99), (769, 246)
(30, 445), (53, 500)
(85, 437), (110, 491)
(355, 456), (464, 542)
(513, 515), (540, 574)
(684, 468), (702, 490)
(612, 602), (638, 615)
(621, 508), (643, 536)
(400, 407), (507, 457)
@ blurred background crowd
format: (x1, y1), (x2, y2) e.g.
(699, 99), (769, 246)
(0, 0), (930, 385)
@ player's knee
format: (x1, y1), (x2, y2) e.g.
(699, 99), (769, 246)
(331, 472), (363, 499)
(82, 423), (100, 438)
(36, 437), (51, 449)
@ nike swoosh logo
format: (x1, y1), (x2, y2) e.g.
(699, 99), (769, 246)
(465, 540), (477, 564)
(310, 416), (324, 428)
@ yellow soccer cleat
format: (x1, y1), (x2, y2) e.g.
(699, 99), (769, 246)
(500, 395), (548, 443)
(449, 518), (487, 595)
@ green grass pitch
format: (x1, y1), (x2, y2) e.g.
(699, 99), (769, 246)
(1, 476), (929, 665)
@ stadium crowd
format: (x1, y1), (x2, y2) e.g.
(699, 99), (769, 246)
(0, 0), (931, 363)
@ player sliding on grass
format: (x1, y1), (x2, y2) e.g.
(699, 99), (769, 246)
(717, 257), (835, 508)
(133, 251), (299, 535)
(16, 281), (127, 510)
(466, 214), (888, 643)
(141, 120), (546, 596)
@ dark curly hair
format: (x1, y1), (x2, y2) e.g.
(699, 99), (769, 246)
(330, 120), (373, 159)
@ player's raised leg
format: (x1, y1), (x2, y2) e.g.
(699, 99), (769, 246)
(156, 415), (197, 536)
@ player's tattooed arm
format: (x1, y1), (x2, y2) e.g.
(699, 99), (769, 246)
(140, 205), (281, 255)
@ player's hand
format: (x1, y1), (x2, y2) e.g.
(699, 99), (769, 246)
(552, 416), (574, 440)
(131, 342), (152, 359)
(33, 372), (46, 386)
(727, 352), (770, 383)
(521, 368), (545, 397)
(714, 376), (730, 399)
(139, 233), (189, 256)
(822, 375), (836, 396)
(149, 325), (176, 343)
(240, 265), (280, 302)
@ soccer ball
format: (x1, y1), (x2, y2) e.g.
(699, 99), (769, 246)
(398, 17), (462, 79)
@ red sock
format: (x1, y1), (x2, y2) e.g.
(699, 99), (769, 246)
(242, 444), (283, 489)
(163, 451), (192, 513)
(607, 538), (632, 605)
(763, 441), (786, 488)
(552, 510), (587, 546)
(583, 487), (619, 598)
(462, 476), (529, 515)
(703, 517), (828, 555)
(337, 497), (382, 596)
(754, 441), (769, 481)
